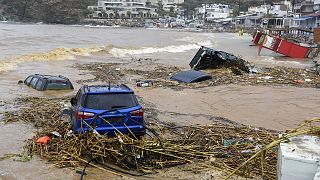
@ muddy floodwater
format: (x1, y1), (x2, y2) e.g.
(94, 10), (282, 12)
(0, 22), (319, 179)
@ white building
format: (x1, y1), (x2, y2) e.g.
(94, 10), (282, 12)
(269, 2), (291, 17)
(248, 0), (291, 17)
(197, 4), (232, 21)
(88, 0), (158, 19)
(314, 0), (320, 12)
(293, 0), (314, 16)
(248, 4), (269, 15)
(161, 0), (184, 15)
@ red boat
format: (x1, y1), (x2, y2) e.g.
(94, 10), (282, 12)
(253, 32), (315, 59)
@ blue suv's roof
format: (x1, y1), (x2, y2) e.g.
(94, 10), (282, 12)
(83, 84), (134, 94)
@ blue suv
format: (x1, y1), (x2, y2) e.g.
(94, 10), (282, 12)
(70, 84), (145, 137)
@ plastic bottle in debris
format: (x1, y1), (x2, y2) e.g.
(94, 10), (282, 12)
(136, 80), (153, 87)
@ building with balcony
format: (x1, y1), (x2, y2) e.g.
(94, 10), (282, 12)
(248, 0), (291, 17)
(314, 0), (320, 12)
(293, 0), (314, 16)
(269, 2), (291, 17)
(196, 4), (232, 22)
(248, 4), (269, 15)
(162, 0), (184, 11)
(88, 0), (158, 19)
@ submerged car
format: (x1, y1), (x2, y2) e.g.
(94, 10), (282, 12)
(24, 74), (74, 91)
(70, 84), (145, 137)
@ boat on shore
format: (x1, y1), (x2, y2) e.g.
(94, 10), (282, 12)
(253, 30), (319, 59)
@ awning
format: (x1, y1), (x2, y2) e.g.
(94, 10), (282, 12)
(222, 18), (233, 22)
(293, 16), (314, 21)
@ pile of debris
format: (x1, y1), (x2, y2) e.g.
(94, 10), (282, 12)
(3, 97), (320, 179)
(316, 59), (320, 75)
(74, 61), (320, 90)
(3, 97), (278, 178)
(74, 63), (126, 83)
(71, 47), (319, 90)
(203, 66), (320, 88)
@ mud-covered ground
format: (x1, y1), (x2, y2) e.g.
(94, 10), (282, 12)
(2, 95), (268, 180)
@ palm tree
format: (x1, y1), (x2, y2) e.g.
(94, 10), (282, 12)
(126, 11), (131, 19)
(145, 0), (151, 7)
(157, 1), (164, 18)
(115, 11), (120, 19)
(102, 10), (107, 18)
(138, 11), (143, 19)
(109, 13), (114, 19)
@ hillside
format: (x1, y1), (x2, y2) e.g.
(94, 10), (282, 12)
(0, 0), (96, 24)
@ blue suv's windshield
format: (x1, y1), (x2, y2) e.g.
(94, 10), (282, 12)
(83, 93), (138, 110)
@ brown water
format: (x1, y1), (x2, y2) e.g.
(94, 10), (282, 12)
(138, 85), (320, 131)
(0, 22), (319, 179)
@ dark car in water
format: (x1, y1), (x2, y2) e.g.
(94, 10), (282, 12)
(70, 84), (146, 137)
(24, 74), (74, 91)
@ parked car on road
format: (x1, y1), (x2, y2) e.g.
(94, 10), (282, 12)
(70, 84), (145, 137)
(24, 74), (74, 91)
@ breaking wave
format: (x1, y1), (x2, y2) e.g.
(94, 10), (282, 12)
(176, 34), (216, 44)
(249, 55), (312, 68)
(109, 41), (212, 57)
(0, 46), (103, 72)
(0, 41), (213, 72)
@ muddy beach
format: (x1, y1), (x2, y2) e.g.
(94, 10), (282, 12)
(0, 24), (319, 179)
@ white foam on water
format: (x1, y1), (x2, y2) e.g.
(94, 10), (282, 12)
(252, 55), (313, 68)
(0, 46), (104, 72)
(176, 34), (216, 43)
(109, 41), (213, 57)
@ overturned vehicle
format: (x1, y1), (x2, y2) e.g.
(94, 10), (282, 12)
(189, 46), (251, 73)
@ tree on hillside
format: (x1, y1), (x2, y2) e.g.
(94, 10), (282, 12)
(0, 0), (97, 23)
(157, 1), (164, 17)
(146, 0), (151, 7)
(126, 11), (131, 19)
(169, 6), (175, 17)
